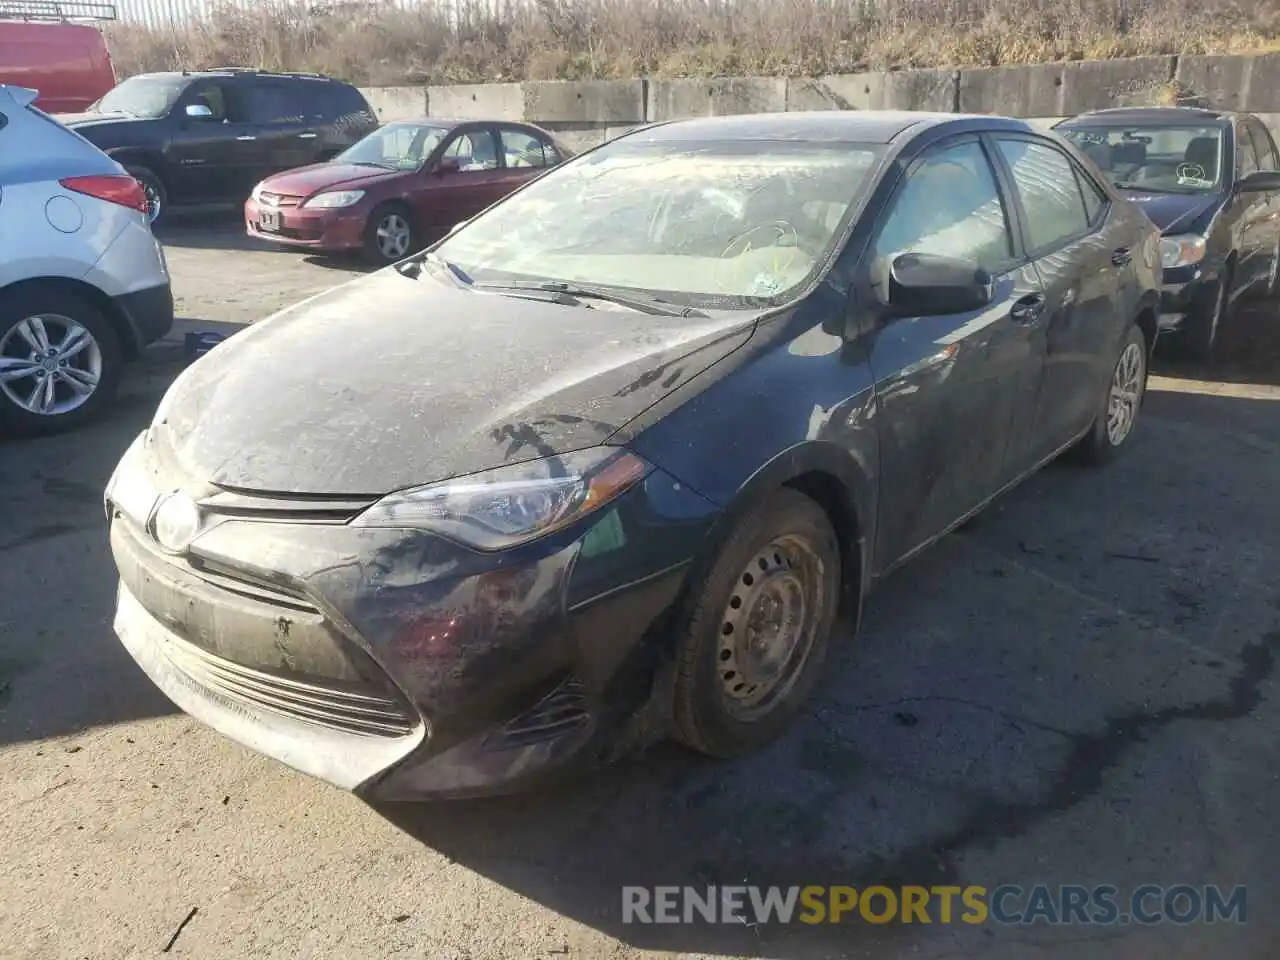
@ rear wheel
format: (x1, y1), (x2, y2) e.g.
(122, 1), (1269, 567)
(0, 287), (122, 437)
(363, 204), (415, 265)
(125, 166), (166, 226)
(1074, 323), (1147, 465)
(672, 488), (841, 757)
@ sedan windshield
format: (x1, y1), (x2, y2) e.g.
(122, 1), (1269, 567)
(1059, 124), (1226, 193)
(337, 123), (450, 170)
(434, 138), (885, 308)
(94, 76), (189, 118)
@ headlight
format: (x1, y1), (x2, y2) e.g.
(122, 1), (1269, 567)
(351, 447), (653, 550)
(303, 190), (365, 209)
(250, 182), (264, 202)
(1160, 234), (1207, 269)
(104, 431), (158, 527)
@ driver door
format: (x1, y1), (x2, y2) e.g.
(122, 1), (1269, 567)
(165, 80), (262, 202)
(866, 136), (1049, 570)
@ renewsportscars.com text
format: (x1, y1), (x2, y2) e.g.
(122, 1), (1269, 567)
(621, 884), (1247, 926)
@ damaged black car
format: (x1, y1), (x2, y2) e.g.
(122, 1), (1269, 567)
(1057, 106), (1280, 362)
(106, 111), (1160, 799)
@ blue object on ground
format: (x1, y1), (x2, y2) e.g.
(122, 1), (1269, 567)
(185, 332), (228, 359)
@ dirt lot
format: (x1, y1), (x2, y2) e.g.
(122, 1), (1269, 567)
(2, 220), (1279, 959)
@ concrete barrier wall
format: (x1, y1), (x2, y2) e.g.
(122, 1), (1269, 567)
(358, 54), (1280, 147)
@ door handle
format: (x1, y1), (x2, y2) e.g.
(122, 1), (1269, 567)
(1010, 293), (1047, 324)
(298, 132), (318, 139)
(1110, 246), (1133, 266)
(236, 135), (257, 141)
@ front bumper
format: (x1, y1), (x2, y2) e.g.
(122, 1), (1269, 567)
(106, 432), (716, 798)
(244, 198), (367, 251)
(1157, 264), (1217, 332)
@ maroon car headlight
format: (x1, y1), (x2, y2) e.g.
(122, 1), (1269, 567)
(303, 190), (365, 210)
(351, 447), (653, 551)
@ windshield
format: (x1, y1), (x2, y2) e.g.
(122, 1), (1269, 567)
(434, 138), (885, 308)
(94, 76), (189, 118)
(1059, 124), (1226, 193)
(337, 123), (450, 170)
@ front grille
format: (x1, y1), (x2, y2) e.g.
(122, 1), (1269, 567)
(259, 191), (302, 208)
(201, 488), (376, 524)
(487, 676), (589, 749)
(185, 554), (318, 614)
(163, 635), (417, 738)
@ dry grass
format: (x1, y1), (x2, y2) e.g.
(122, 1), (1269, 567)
(106, 0), (1280, 86)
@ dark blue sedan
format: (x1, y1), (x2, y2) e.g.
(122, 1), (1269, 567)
(105, 110), (1161, 798)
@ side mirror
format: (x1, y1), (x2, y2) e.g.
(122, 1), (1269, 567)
(435, 157), (461, 176)
(1236, 170), (1280, 193)
(878, 252), (994, 318)
(184, 103), (214, 120)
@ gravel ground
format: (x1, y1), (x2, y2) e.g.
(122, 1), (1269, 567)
(2, 221), (1279, 960)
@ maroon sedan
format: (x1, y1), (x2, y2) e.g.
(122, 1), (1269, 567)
(245, 118), (573, 264)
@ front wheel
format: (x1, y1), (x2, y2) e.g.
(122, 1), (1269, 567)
(1182, 269), (1231, 364)
(363, 205), (415, 265)
(125, 166), (166, 226)
(0, 287), (122, 437)
(1073, 323), (1148, 465)
(672, 488), (842, 757)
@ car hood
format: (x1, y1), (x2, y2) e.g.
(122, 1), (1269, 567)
(1117, 189), (1221, 234)
(55, 111), (146, 129)
(151, 269), (756, 496)
(259, 162), (406, 197)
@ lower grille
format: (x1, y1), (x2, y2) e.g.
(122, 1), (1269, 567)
(163, 634), (417, 738)
(487, 676), (589, 749)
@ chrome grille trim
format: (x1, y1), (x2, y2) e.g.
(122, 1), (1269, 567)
(487, 676), (589, 749)
(259, 191), (302, 208)
(163, 633), (417, 738)
(200, 488), (377, 524)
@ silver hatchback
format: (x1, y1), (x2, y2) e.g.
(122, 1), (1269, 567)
(0, 85), (173, 436)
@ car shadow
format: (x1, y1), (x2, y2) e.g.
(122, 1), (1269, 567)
(367, 384), (1280, 958)
(1151, 299), (1280, 388)
(0, 390), (180, 746)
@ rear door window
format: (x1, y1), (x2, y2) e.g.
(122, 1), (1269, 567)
(443, 129), (500, 171)
(499, 127), (557, 168)
(995, 138), (1092, 252)
(248, 80), (307, 125)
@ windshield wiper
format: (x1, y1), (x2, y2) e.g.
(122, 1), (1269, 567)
(473, 280), (708, 317)
(1113, 183), (1186, 193)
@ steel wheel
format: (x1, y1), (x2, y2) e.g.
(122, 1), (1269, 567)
(716, 534), (826, 720)
(1106, 340), (1145, 447)
(375, 213), (412, 261)
(0, 313), (103, 417)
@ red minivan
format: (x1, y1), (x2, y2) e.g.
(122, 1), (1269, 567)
(0, 3), (116, 114)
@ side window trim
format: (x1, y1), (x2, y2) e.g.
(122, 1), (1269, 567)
(1236, 123), (1259, 177)
(986, 132), (1099, 258)
(865, 132), (1024, 277)
(1072, 163), (1110, 228)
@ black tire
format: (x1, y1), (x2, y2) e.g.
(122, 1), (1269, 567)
(126, 166), (166, 226)
(672, 488), (842, 757)
(362, 204), (416, 266)
(0, 286), (123, 437)
(1181, 264), (1232, 364)
(1073, 323), (1148, 466)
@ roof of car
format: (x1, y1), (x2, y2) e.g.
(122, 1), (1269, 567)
(1061, 106), (1235, 125)
(633, 110), (1036, 144)
(131, 68), (349, 84)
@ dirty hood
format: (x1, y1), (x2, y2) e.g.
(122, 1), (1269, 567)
(152, 268), (754, 496)
(1117, 189), (1220, 234)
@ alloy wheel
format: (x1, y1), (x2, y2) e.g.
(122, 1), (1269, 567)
(716, 533), (827, 720)
(0, 314), (103, 417)
(1106, 341), (1145, 447)
(142, 180), (162, 223)
(375, 213), (412, 261)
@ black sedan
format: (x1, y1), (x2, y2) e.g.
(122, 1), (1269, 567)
(105, 111), (1161, 799)
(1057, 106), (1280, 361)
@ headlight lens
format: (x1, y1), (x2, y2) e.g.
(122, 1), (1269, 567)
(352, 447), (653, 550)
(1160, 234), (1207, 269)
(303, 190), (365, 209)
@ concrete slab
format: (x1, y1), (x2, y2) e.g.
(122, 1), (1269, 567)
(360, 86), (427, 122)
(1176, 52), (1280, 113)
(646, 77), (787, 120)
(426, 82), (524, 121)
(958, 63), (1064, 117)
(523, 80), (645, 125)
(1059, 56), (1175, 115)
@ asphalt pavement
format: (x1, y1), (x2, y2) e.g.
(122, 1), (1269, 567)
(1, 221), (1278, 959)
